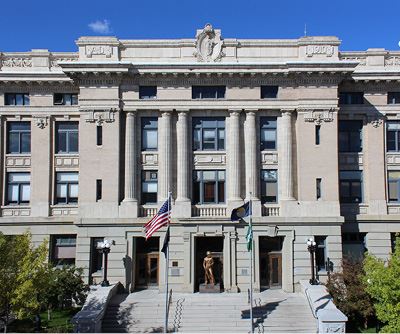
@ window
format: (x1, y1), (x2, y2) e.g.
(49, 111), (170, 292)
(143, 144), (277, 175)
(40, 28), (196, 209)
(193, 170), (225, 204)
(142, 171), (158, 204)
(54, 93), (78, 105)
(261, 170), (278, 203)
(339, 171), (363, 203)
(315, 236), (327, 271)
(387, 122), (400, 152)
(192, 86), (225, 99)
(5, 93), (30, 106)
(139, 86), (157, 99)
(7, 122), (31, 154)
(391, 233), (399, 253)
(193, 117), (225, 151)
(388, 92), (400, 104)
(339, 92), (364, 105)
(96, 179), (102, 201)
(141, 118), (158, 151)
(388, 171), (400, 202)
(7, 172), (30, 205)
(56, 172), (78, 204)
(342, 233), (367, 260)
(261, 85), (278, 99)
(260, 117), (277, 150)
(315, 125), (321, 145)
(90, 237), (104, 275)
(316, 178), (322, 200)
(56, 122), (78, 154)
(97, 126), (102, 146)
(338, 120), (363, 152)
(50, 235), (77, 266)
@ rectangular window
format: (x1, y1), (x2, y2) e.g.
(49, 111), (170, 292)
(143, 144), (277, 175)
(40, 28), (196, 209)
(261, 85), (278, 99)
(90, 237), (104, 275)
(5, 93), (30, 106)
(315, 236), (327, 271)
(316, 178), (322, 200)
(7, 172), (30, 205)
(192, 86), (225, 99)
(139, 86), (157, 99)
(193, 170), (225, 204)
(142, 171), (158, 204)
(7, 122), (31, 154)
(391, 233), (398, 253)
(97, 126), (103, 146)
(141, 117), (158, 151)
(388, 171), (400, 202)
(261, 170), (278, 203)
(342, 233), (367, 260)
(96, 179), (102, 202)
(193, 117), (225, 151)
(56, 172), (78, 204)
(50, 235), (77, 266)
(338, 120), (363, 152)
(339, 170), (363, 203)
(315, 125), (321, 145)
(56, 122), (79, 154)
(387, 122), (400, 152)
(388, 92), (400, 104)
(339, 92), (364, 105)
(260, 117), (277, 150)
(53, 93), (78, 105)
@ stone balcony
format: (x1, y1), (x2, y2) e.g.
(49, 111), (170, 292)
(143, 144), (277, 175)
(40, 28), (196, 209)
(262, 204), (280, 217)
(191, 205), (227, 218)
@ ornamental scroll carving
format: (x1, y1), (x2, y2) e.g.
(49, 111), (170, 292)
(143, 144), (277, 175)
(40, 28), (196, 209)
(194, 24), (225, 62)
(303, 109), (334, 125)
(85, 45), (113, 58)
(85, 109), (116, 125)
(33, 116), (49, 129)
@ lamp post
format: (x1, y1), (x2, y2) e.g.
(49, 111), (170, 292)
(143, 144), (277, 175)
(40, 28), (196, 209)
(97, 239), (114, 287)
(306, 237), (318, 285)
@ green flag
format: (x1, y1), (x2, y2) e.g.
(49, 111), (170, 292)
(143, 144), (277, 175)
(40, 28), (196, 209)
(246, 221), (253, 251)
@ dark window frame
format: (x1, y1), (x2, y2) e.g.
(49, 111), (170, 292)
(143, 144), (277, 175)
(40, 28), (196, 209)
(141, 117), (158, 151)
(7, 121), (31, 154)
(339, 120), (363, 153)
(53, 93), (78, 106)
(315, 236), (327, 272)
(193, 170), (225, 204)
(56, 122), (79, 154)
(316, 178), (322, 200)
(50, 234), (77, 267)
(388, 92), (400, 104)
(260, 169), (278, 204)
(5, 93), (30, 106)
(339, 170), (363, 203)
(260, 85), (279, 99)
(192, 86), (226, 99)
(90, 237), (104, 277)
(141, 170), (158, 205)
(193, 117), (225, 151)
(139, 86), (157, 100)
(6, 172), (30, 205)
(315, 125), (321, 145)
(339, 92), (364, 105)
(260, 117), (277, 150)
(388, 171), (400, 202)
(55, 172), (79, 205)
(387, 122), (400, 152)
(96, 126), (103, 146)
(96, 179), (102, 202)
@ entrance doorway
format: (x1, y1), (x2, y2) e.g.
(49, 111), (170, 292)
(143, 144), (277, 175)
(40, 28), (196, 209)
(195, 236), (224, 292)
(135, 237), (159, 289)
(259, 236), (283, 289)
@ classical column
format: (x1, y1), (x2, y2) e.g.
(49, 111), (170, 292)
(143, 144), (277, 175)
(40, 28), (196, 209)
(280, 110), (295, 200)
(244, 110), (259, 199)
(120, 111), (138, 217)
(227, 110), (242, 203)
(158, 110), (172, 202)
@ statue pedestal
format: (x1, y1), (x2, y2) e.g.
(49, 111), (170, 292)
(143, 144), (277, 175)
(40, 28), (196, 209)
(199, 283), (221, 293)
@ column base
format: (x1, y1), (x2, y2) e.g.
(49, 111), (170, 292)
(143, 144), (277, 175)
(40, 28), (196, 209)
(119, 200), (138, 218)
(173, 200), (191, 218)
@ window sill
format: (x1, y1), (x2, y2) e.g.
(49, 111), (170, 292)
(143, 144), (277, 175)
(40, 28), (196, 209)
(1, 205), (30, 208)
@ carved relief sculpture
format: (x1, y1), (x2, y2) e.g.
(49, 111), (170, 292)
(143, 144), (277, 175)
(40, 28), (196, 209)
(194, 24), (225, 62)
(203, 251), (215, 284)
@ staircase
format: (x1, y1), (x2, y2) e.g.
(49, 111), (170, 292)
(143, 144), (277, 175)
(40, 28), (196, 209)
(102, 289), (317, 333)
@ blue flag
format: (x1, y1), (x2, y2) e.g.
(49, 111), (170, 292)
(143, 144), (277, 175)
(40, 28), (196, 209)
(231, 202), (250, 221)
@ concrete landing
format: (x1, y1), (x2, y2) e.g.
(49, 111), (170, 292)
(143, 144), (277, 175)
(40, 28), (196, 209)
(102, 289), (317, 333)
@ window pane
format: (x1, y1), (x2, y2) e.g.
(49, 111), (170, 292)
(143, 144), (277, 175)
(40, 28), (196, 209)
(8, 132), (19, 153)
(218, 181), (225, 203)
(71, 94), (78, 105)
(203, 129), (216, 150)
(340, 171), (362, 180)
(5, 94), (15, 105)
(218, 129), (225, 149)
(8, 184), (19, 202)
(21, 133), (31, 153)
(352, 182), (362, 202)
(389, 181), (398, 201)
(57, 172), (78, 182)
(387, 131), (397, 151)
(143, 129), (158, 150)
(9, 173), (30, 182)
(57, 184), (67, 198)
(218, 170), (225, 180)
(69, 184), (79, 198)
(193, 181), (200, 204)
(54, 93), (63, 105)
(69, 132), (79, 153)
(193, 129), (201, 150)
(16, 94), (24, 105)
(203, 171), (216, 181)
(21, 184), (30, 202)
(23, 94), (30, 105)
(203, 182), (215, 203)
(57, 132), (67, 153)
(143, 182), (157, 193)
(340, 181), (350, 199)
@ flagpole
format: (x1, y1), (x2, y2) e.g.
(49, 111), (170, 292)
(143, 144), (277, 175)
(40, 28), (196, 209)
(164, 191), (171, 333)
(249, 192), (254, 334)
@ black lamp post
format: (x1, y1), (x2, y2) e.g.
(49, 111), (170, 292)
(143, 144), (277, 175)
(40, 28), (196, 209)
(306, 237), (318, 285)
(97, 239), (113, 287)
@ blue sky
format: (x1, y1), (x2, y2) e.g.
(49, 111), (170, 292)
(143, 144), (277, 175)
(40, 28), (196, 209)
(1, 0), (399, 52)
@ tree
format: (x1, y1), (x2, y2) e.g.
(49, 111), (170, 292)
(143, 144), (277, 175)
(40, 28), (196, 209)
(326, 257), (375, 330)
(363, 237), (400, 333)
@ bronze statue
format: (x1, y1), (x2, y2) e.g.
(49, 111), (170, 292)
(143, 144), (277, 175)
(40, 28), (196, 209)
(203, 251), (215, 284)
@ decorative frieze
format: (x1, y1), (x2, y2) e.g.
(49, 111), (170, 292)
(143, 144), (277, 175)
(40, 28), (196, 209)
(55, 156), (79, 168)
(85, 45), (113, 58)
(193, 152), (226, 166)
(141, 152), (158, 166)
(84, 109), (116, 125)
(2, 57), (32, 68)
(51, 206), (78, 216)
(6, 156), (31, 167)
(1, 207), (31, 217)
(261, 152), (278, 165)
(386, 153), (400, 165)
(303, 109), (335, 124)
(306, 45), (334, 57)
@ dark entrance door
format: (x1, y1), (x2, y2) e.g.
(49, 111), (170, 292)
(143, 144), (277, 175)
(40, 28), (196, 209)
(135, 237), (159, 289)
(259, 236), (283, 289)
(195, 236), (224, 292)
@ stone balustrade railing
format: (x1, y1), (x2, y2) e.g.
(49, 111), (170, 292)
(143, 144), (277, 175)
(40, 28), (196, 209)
(262, 204), (280, 217)
(191, 205), (227, 217)
(339, 50), (400, 67)
(140, 205), (158, 218)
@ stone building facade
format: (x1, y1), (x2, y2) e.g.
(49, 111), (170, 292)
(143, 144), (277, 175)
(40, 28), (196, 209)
(0, 24), (399, 293)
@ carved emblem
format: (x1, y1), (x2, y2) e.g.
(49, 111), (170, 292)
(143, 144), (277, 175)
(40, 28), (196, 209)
(86, 45), (113, 58)
(303, 109), (334, 124)
(194, 24), (225, 62)
(370, 118), (383, 128)
(306, 45), (334, 57)
(85, 109), (116, 125)
(33, 116), (49, 129)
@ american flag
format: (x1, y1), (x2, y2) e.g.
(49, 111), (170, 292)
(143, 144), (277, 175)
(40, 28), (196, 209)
(145, 197), (171, 240)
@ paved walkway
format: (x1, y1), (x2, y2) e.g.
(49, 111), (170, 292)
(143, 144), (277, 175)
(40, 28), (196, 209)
(102, 289), (317, 333)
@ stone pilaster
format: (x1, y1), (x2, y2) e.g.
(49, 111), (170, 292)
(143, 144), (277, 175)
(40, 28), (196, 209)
(120, 111), (138, 217)
(158, 110), (172, 202)
(244, 110), (261, 216)
(174, 110), (191, 217)
(279, 109), (295, 201)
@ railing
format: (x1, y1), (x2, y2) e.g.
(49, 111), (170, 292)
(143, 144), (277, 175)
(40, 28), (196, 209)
(140, 205), (158, 217)
(191, 205), (227, 217)
(262, 204), (280, 217)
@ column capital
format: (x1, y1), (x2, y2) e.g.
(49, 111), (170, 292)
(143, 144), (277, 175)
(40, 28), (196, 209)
(159, 108), (173, 115)
(245, 109), (258, 117)
(228, 109), (242, 116)
(281, 108), (296, 115)
(125, 110), (136, 117)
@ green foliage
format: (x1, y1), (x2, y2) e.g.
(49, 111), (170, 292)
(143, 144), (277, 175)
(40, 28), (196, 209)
(326, 257), (375, 330)
(363, 237), (400, 333)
